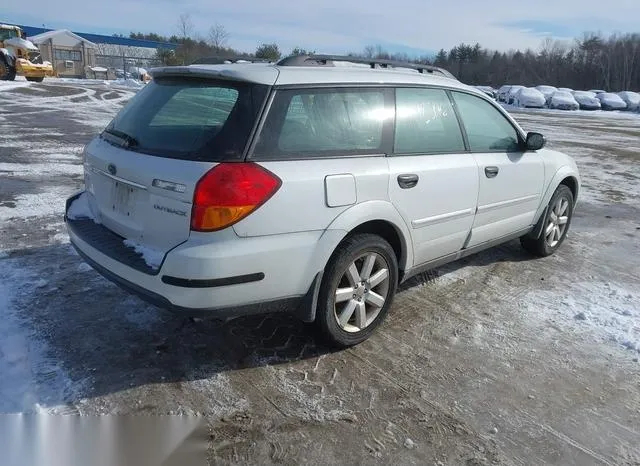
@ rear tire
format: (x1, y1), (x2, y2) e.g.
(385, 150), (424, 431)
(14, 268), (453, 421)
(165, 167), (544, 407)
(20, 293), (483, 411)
(521, 184), (574, 257)
(316, 234), (398, 347)
(26, 77), (44, 83)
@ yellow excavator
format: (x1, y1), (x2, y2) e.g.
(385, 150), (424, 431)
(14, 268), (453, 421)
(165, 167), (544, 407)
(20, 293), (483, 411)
(0, 24), (55, 82)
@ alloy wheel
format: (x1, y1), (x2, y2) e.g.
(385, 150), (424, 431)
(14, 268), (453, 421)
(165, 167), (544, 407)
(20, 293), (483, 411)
(333, 252), (390, 333)
(545, 196), (570, 247)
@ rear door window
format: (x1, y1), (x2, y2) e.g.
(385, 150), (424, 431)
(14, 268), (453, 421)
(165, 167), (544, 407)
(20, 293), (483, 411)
(103, 78), (268, 161)
(253, 88), (390, 159)
(394, 88), (465, 154)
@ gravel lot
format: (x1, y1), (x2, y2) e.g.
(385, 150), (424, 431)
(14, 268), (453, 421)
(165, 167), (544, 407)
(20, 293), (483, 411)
(1, 80), (639, 465)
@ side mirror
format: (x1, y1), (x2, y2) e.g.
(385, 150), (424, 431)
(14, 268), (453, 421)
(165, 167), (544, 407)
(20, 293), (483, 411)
(525, 132), (545, 151)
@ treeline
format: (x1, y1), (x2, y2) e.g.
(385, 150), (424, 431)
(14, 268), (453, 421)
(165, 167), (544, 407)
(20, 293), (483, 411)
(430, 33), (640, 90)
(354, 34), (640, 91)
(124, 17), (640, 91)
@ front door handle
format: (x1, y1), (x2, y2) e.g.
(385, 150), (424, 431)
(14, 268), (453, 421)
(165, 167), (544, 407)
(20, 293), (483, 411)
(484, 166), (499, 178)
(397, 174), (419, 189)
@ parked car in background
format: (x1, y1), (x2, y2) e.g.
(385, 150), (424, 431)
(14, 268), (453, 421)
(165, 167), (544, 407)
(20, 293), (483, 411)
(589, 89), (606, 95)
(515, 87), (546, 108)
(497, 85), (513, 102)
(507, 85), (525, 104)
(597, 92), (627, 110)
(535, 85), (557, 105)
(572, 91), (601, 110)
(549, 91), (579, 110)
(474, 85), (496, 99)
(617, 91), (640, 111)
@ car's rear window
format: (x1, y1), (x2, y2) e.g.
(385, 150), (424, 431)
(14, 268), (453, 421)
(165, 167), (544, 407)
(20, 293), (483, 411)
(103, 77), (269, 161)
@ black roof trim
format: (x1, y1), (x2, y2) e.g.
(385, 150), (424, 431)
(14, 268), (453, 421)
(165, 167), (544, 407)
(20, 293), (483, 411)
(277, 54), (457, 80)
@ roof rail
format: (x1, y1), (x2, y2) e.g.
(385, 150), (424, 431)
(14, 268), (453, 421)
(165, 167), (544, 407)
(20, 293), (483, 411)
(277, 54), (457, 79)
(191, 56), (273, 65)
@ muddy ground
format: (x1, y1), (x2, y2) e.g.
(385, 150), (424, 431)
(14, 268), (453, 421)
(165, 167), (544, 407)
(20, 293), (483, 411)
(1, 82), (639, 465)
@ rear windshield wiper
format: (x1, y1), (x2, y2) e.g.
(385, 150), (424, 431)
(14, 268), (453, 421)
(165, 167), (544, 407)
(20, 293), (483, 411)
(102, 128), (139, 149)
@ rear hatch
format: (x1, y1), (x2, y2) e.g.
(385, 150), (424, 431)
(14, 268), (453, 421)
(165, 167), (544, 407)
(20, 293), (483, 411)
(82, 71), (273, 258)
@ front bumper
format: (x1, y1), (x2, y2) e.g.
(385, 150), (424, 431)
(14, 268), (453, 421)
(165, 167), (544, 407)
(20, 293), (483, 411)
(16, 59), (56, 78)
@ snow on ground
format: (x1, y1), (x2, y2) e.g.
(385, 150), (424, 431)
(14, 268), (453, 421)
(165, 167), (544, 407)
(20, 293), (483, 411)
(0, 257), (79, 413)
(0, 187), (80, 221)
(510, 108), (640, 207)
(51, 77), (146, 89)
(0, 77), (31, 92)
(502, 103), (640, 120)
(525, 282), (640, 353)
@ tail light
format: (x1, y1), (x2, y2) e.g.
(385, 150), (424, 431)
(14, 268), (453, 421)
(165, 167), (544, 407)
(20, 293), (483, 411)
(191, 162), (281, 232)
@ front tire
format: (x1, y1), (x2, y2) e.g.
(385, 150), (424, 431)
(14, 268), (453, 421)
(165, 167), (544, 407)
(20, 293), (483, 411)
(521, 184), (574, 257)
(316, 234), (398, 347)
(0, 56), (16, 81)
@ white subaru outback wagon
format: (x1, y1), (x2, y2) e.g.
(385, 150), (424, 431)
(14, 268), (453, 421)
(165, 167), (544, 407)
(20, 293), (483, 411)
(65, 55), (580, 347)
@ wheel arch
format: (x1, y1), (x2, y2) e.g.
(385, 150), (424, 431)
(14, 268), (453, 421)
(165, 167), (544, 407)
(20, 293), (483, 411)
(324, 200), (413, 275)
(560, 175), (579, 204)
(297, 201), (414, 323)
(534, 166), (580, 225)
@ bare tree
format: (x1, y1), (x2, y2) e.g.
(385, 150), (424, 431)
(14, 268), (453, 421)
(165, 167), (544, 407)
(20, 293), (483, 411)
(177, 13), (194, 39)
(208, 24), (229, 50)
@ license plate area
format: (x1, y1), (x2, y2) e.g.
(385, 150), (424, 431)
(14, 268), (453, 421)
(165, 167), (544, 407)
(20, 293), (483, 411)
(111, 181), (138, 217)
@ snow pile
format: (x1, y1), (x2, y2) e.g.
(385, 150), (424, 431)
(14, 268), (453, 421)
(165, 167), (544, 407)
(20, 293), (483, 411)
(66, 192), (101, 223)
(123, 240), (164, 270)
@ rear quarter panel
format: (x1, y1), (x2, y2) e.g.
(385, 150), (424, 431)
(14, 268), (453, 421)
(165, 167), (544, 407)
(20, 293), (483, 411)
(232, 157), (390, 237)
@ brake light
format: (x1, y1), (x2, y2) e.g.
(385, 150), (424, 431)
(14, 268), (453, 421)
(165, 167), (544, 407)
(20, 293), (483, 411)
(191, 163), (281, 232)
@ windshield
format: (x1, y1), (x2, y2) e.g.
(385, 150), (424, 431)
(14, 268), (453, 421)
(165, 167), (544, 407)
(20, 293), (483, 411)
(0, 28), (19, 41)
(103, 77), (269, 161)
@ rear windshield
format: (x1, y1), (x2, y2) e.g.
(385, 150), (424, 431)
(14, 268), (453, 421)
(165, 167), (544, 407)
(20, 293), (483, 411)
(102, 77), (269, 161)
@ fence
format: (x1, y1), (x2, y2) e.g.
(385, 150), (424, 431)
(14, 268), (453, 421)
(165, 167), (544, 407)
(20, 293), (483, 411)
(94, 54), (162, 79)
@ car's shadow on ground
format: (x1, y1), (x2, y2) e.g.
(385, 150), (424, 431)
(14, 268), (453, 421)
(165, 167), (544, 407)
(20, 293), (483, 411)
(6, 239), (536, 408)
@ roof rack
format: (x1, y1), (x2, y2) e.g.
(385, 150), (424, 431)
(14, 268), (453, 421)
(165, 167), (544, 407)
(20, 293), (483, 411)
(277, 54), (457, 79)
(191, 56), (273, 65)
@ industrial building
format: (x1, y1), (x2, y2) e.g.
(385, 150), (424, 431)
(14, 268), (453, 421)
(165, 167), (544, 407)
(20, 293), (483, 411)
(20, 25), (178, 79)
(29, 29), (97, 78)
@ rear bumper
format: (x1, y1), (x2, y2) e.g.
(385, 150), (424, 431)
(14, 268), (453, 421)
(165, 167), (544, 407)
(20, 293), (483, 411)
(71, 241), (311, 318)
(65, 191), (327, 319)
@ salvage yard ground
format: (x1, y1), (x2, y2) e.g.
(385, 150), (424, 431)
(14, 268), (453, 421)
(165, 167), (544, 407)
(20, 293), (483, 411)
(0, 79), (639, 465)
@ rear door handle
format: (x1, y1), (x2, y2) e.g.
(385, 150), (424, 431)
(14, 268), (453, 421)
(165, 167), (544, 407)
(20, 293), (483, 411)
(397, 174), (419, 189)
(484, 166), (499, 178)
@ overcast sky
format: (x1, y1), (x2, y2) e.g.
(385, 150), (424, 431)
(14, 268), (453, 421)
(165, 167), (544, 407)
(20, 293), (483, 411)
(4, 0), (640, 55)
